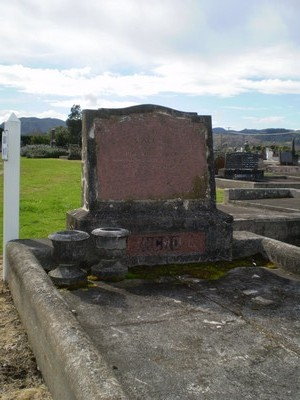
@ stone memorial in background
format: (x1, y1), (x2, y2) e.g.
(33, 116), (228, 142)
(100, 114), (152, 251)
(218, 152), (264, 181)
(280, 139), (299, 166)
(67, 104), (232, 265)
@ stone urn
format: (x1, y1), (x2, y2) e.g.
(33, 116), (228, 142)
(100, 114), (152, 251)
(48, 230), (90, 287)
(91, 227), (130, 281)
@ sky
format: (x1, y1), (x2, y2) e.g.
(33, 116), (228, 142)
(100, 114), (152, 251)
(1, 0), (300, 130)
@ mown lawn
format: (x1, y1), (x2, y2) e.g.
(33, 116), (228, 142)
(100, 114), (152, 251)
(0, 158), (224, 253)
(0, 158), (82, 252)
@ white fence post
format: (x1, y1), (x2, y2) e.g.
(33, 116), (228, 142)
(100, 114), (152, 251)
(2, 113), (21, 282)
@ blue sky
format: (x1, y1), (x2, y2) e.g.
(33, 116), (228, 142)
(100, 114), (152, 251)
(1, 0), (300, 130)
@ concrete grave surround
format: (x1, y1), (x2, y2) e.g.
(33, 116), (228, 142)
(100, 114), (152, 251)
(67, 105), (232, 265)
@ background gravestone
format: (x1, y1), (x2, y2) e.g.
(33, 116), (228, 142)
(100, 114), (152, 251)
(218, 152), (264, 181)
(67, 105), (232, 265)
(280, 140), (299, 166)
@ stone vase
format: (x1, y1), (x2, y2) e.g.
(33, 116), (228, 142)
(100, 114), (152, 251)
(48, 230), (90, 287)
(91, 227), (129, 281)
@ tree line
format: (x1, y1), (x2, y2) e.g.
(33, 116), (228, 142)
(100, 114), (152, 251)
(21, 105), (82, 148)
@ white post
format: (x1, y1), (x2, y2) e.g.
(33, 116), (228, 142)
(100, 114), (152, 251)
(2, 113), (21, 282)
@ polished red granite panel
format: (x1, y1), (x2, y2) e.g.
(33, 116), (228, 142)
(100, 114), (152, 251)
(128, 232), (206, 256)
(94, 112), (208, 200)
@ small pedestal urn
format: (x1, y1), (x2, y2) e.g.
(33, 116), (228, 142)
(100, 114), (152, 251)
(91, 227), (130, 281)
(48, 230), (90, 288)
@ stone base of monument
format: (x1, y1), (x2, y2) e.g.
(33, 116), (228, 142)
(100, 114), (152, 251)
(218, 168), (264, 181)
(48, 264), (87, 288)
(67, 200), (233, 266)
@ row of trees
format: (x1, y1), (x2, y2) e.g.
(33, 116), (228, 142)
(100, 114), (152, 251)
(21, 105), (82, 148)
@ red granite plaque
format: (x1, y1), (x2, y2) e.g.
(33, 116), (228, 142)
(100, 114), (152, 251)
(128, 232), (206, 256)
(94, 112), (209, 201)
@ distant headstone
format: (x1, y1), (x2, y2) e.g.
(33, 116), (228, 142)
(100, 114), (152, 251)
(67, 105), (232, 265)
(218, 152), (264, 181)
(265, 148), (274, 161)
(50, 128), (56, 147)
(280, 140), (298, 165)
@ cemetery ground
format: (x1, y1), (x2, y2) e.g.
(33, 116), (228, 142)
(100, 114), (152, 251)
(0, 259), (52, 399)
(0, 158), (224, 251)
(0, 158), (224, 398)
(2, 156), (300, 399)
(0, 158), (82, 399)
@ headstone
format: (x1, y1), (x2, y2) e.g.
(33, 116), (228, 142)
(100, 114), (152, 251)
(50, 128), (56, 147)
(67, 105), (232, 265)
(265, 148), (274, 161)
(218, 152), (264, 181)
(280, 152), (294, 165)
(280, 140), (298, 166)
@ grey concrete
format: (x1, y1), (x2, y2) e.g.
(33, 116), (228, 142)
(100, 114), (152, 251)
(216, 177), (300, 189)
(62, 271), (300, 400)
(223, 188), (300, 215)
(6, 238), (300, 400)
(224, 188), (294, 202)
(5, 189), (300, 400)
(233, 231), (300, 275)
(218, 195), (300, 243)
(6, 241), (128, 400)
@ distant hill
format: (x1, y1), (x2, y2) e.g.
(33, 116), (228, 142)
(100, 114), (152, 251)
(212, 127), (227, 134)
(212, 127), (300, 148)
(239, 128), (292, 135)
(213, 127), (295, 135)
(0, 117), (66, 135)
(1, 117), (298, 145)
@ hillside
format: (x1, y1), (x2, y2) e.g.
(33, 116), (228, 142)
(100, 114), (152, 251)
(0, 117), (66, 136)
(1, 117), (299, 146)
(212, 127), (300, 148)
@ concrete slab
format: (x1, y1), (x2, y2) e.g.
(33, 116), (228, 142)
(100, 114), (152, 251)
(216, 177), (300, 190)
(58, 267), (300, 399)
(6, 192), (300, 400)
(6, 239), (300, 400)
(218, 200), (300, 244)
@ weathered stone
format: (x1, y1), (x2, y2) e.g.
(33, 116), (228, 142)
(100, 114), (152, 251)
(67, 104), (232, 265)
(92, 227), (129, 259)
(48, 230), (90, 288)
(48, 264), (87, 288)
(48, 230), (90, 265)
(91, 260), (128, 281)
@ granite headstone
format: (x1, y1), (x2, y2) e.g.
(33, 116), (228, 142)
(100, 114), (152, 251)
(67, 105), (232, 265)
(219, 152), (264, 181)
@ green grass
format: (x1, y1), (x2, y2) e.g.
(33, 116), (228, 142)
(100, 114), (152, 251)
(127, 254), (274, 281)
(0, 159), (224, 254)
(0, 158), (81, 252)
(216, 188), (224, 204)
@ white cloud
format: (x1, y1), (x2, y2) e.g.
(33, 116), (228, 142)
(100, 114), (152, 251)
(2, 0), (300, 70)
(1, 0), (300, 128)
(33, 110), (67, 120)
(0, 108), (66, 122)
(1, 43), (300, 105)
(50, 97), (137, 110)
(243, 116), (285, 125)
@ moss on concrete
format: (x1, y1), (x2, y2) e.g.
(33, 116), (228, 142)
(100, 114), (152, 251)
(127, 255), (275, 281)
